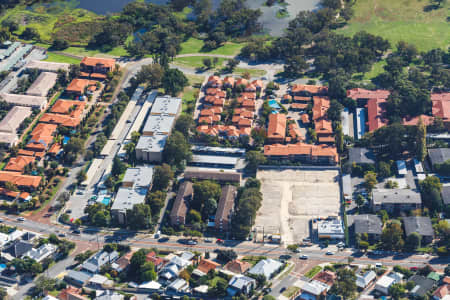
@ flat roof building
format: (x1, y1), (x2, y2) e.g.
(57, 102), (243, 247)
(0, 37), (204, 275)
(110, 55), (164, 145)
(189, 155), (238, 169)
(135, 135), (168, 163)
(349, 147), (375, 165)
(372, 189), (422, 212)
(122, 166), (154, 189)
(0, 106), (32, 134)
(191, 145), (245, 157)
(111, 187), (148, 224)
(25, 60), (69, 72)
(142, 114), (176, 136)
(317, 218), (345, 240)
(150, 96), (182, 116)
(25, 72), (57, 97)
(184, 170), (242, 183)
(0, 93), (47, 109)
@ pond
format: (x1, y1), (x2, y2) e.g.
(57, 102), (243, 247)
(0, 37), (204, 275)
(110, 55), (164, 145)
(73, 0), (321, 36)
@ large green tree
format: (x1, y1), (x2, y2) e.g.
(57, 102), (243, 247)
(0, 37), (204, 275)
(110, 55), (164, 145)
(127, 203), (152, 229)
(330, 268), (357, 299)
(162, 69), (188, 96)
(192, 180), (221, 213)
(163, 131), (192, 167)
(419, 176), (443, 213)
(152, 164), (174, 191)
(381, 222), (404, 250)
(415, 117), (427, 162)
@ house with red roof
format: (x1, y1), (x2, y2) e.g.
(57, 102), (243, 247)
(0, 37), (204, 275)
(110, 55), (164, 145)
(264, 143), (338, 165)
(80, 57), (116, 74)
(366, 98), (388, 132)
(267, 113), (286, 144)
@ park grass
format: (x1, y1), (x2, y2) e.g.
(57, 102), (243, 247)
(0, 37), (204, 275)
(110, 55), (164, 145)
(305, 266), (322, 278)
(179, 37), (245, 56)
(351, 59), (387, 82)
(44, 52), (81, 64)
(173, 56), (226, 69)
(282, 286), (301, 298)
(337, 0), (450, 51)
(59, 46), (128, 58)
(0, 2), (100, 44)
(233, 67), (267, 77)
(242, 255), (267, 266)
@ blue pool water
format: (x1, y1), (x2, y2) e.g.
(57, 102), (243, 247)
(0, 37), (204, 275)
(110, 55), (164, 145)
(269, 99), (281, 109)
(100, 196), (111, 206)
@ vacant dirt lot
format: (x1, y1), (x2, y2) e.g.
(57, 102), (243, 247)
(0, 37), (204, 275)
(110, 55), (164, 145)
(256, 169), (340, 244)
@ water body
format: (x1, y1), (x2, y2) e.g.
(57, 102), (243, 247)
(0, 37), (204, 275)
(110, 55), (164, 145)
(74, 0), (321, 36)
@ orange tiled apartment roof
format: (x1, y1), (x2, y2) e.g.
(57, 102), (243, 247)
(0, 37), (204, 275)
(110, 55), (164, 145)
(291, 103), (308, 110)
(315, 119), (333, 136)
(66, 79), (97, 94)
(241, 92), (256, 100)
(197, 259), (220, 274)
(402, 115), (435, 126)
(366, 98), (388, 132)
(245, 83), (256, 92)
(312, 96), (330, 120)
(251, 79), (263, 89)
(4, 156), (35, 172)
(41, 113), (80, 127)
(0, 171), (41, 188)
(291, 84), (328, 95)
(288, 123), (303, 140)
(207, 75), (222, 87)
(236, 78), (248, 86)
(346, 88), (390, 100)
(267, 113), (286, 142)
(27, 123), (57, 151)
(431, 92), (450, 102)
(301, 114), (310, 124)
(17, 149), (35, 157)
(81, 57), (116, 69)
(264, 143), (338, 162)
(223, 76), (235, 87)
(224, 259), (251, 274)
(0, 187), (20, 198)
(51, 100), (86, 118)
(432, 96), (450, 121)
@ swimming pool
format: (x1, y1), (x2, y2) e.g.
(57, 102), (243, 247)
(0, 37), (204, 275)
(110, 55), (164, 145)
(268, 99), (281, 109)
(97, 196), (111, 206)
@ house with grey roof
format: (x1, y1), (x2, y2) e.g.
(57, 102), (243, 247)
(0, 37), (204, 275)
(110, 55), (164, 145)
(348, 214), (383, 241)
(248, 259), (282, 279)
(170, 181), (193, 226)
(409, 275), (436, 297)
(81, 251), (119, 274)
(349, 147), (376, 165)
(24, 243), (57, 262)
(371, 189), (422, 213)
(25, 72), (57, 97)
(215, 185), (237, 231)
(403, 216), (434, 244)
(2, 240), (33, 260)
(136, 134), (168, 163)
(142, 114), (176, 136)
(227, 275), (255, 296)
(150, 96), (182, 116)
(64, 270), (92, 287)
(428, 148), (450, 170)
(356, 270), (377, 289)
(442, 185), (450, 206)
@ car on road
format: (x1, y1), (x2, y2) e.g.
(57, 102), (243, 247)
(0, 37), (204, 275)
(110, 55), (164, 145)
(326, 251), (334, 255)
(294, 248), (301, 253)
(0, 219), (3, 223)
(154, 231), (160, 239)
(280, 287), (286, 293)
(300, 255), (309, 260)
(158, 237), (169, 243)
(204, 238), (213, 243)
(216, 238), (224, 244)
(58, 233), (66, 237)
(76, 190), (83, 195)
(187, 239), (198, 245)
(72, 229), (81, 235)
(17, 217), (25, 222)
(263, 287), (272, 294)
(375, 263), (383, 268)
(410, 266), (418, 271)
(279, 254), (292, 260)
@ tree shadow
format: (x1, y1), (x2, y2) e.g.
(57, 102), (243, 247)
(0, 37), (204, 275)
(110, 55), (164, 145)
(423, 4), (440, 12)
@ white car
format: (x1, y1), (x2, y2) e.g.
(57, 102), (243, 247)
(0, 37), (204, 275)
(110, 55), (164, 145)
(300, 255), (309, 260)
(326, 251), (334, 255)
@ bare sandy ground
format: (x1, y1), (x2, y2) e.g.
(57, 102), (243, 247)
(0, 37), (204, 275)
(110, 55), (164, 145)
(256, 169), (340, 244)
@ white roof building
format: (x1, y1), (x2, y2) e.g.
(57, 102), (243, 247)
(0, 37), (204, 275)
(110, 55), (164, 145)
(317, 218), (345, 239)
(0, 106), (32, 134)
(396, 160), (407, 176)
(374, 275), (396, 295)
(150, 96), (182, 116)
(0, 93), (47, 109)
(24, 243), (57, 262)
(248, 259), (282, 279)
(139, 281), (162, 291)
(142, 114), (176, 136)
(167, 278), (189, 293)
(25, 72), (57, 97)
(25, 60), (70, 72)
(356, 270), (377, 289)
(300, 280), (329, 297)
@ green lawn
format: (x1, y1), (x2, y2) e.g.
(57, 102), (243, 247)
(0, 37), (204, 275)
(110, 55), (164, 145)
(44, 52), (81, 64)
(305, 266), (322, 278)
(282, 286), (301, 298)
(233, 67), (267, 77)
(352, 59), (387, 82)
(338, 0), (450, 51)
(59, 46), (128, 58)
(242, 256), (267, 266)
(173, 56), (226, 69)
(179, 38), (245, 56)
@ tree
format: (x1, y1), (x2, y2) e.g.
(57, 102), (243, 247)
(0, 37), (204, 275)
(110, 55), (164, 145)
(419, 176), (443, 213)
(245, 151), (267, 172)
(129, 249), (147, 277)
(381, 222), (404, 250)
(364, 171), (378, 192)
(203, 198), (217, 216)
(216, 249), (237, 263)
(20, 27), (40, 41)
(193, 180), (221, 212)
(203, 58), (212, 69)
(34, 276), (57, 295)
(52, 39), (69, 50)
(335, 123), (344, 154)
(284, 55), (308, 78)
(147, 191), (166, 215)
(405, 232), (421, 251)
(162, 69), (188, 96)
(76, 170), (86, 184)
(163, 131), (192, 167)
(174, 114), (194, 137)
(226, 59), (240, 72)
(141, 261), (157, 282)
(131, 64), (164, 88)
(152, 164), (174, 191)
(251, 127), (266, 147)
(416, 117), (427, 162)
(187, 209), (202, 224)
(209, 276), (228, 297)
(127, 203), (151, 229)
(355, 194), (365, 209)
(377, 161), (392, 178)
(111, 156), (127, 178)
(330, 268), (357, 299)
(389, 283), (406, 300)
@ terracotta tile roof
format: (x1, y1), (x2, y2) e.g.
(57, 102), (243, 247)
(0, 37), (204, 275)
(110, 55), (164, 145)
(402, 115), (435, 126)
(238, 118), (252, 128)
(34, 151), (45, 158)
(264, 143), (338, 163)
(224, 259), (251, 274)
(0, 187), (19, 198)
(283, 94), (292, 100)
(366, 98), (388, 131)
(241, 92), (256, 100)
(432, 97), (450, 121)
(197, 125), (218, 136)
(40, 113), (81, 127)
(315, 119), (333, 135)
(291, 103), (308, 110)
(0, 171), (41, 188)
(239, 127), (251, 136)
(313, 271), (336, 286)
(51, 100), (85, 118)
(443, 277), (450, 284)
(5, 156), (35, 172)
(318, 136), (336, 143)
(17, 149), (35, 157)
(251, 79), (263, 88)
(236, 78), (248, 86)
(66, 79), (97, 94)
(19, 192), (30, 200)
(301, 114), (310, 123)
(146, 252), (164, 266)
(236, 110), (254, 119)
(312, 96), (330, 120)
(27, 123), (57, 151)
(293, 96), (311, 102)
(58, 286), (89, 300)
(288, 123), (303, 140)
(81, 57), (115, 69)
(245, 83), (256, 92)
(48, 143), (62, 155)
(207, 76), (222, 87)
(200, 109), (215, 117)
(223, 76), (235, 86)
(206, 88), (222, 96)
(291, 84), (328, 95)
(431, 93), (450, 102)
(89, 73), (107, 80)
(197, 259), (220, 274)
(242, 100), (256, 110)
(213, 98), (225, 107)
(267, 113), (286, 142)
(346, 88), (390, 100)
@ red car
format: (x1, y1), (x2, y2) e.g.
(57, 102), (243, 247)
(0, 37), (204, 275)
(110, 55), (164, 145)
(409, 267), (418, 271)
(216, 239), (224, 244)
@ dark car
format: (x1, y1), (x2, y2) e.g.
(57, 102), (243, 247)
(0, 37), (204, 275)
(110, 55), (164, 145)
(279, 254), (292, 260)
(72, 229), (81, 235)
(158, 237), (169, 243)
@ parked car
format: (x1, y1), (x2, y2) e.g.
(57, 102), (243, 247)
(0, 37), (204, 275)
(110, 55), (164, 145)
(204, 238), (213, 243)
(216, 239), (224, 244)
(375, 263), (383, 268)
(326, 251), (334, 255)
(187, 239), (198, 245)
(158, 237), (169, 243)
(72, 229), (81, 235)
(279, 254), (292, 260)
(300, 255), (309, 260)
(17, 217), (25, 222)
(58, 233), (66, 237)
